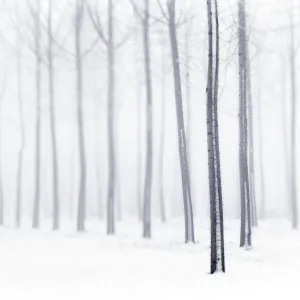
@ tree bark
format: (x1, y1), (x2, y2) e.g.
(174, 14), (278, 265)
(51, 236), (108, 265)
(238, 0), (251, 248)
(206, 0), (225, 273)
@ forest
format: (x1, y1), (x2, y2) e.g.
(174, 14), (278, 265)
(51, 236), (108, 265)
(0, 0), (298, 298)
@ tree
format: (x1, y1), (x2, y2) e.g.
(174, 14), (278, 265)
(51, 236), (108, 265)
(131, 0), (154, 238)
(246, 44), (257, 227)
(159, 32), (167, 223)
(47, 0), (60, 231)
(30, 0), (42, 229)
(75, 0), (87, 232)
(158, 0), (195, 243)
(16, 6), (25, 228)
(88, 0), (129, 235)
(289, 8), (298, 229)
(238, 0), (251, 248)
(206, 0), (225, 273)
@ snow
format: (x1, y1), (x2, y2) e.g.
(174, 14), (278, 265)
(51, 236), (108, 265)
(0, 218), (299, 300)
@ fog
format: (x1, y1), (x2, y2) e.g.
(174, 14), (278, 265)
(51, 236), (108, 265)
(0, 0), (296, 228)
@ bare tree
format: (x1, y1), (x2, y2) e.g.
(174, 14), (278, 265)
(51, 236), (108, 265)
(75, 0), (87, 232)
(16, 9), (25, 228)
(246, 45), (257, 227)
(159, 32), (167, 223)
(238, 0), (251, 248)
(206, 0), (225, 273)
(88, 0), (130, 234)
(131, 0), (154, 238)
(289, 8), (298, 229)
(158, 0), (195, 243)
(31, 0), (42, 229)
(47, 0), (60, 231)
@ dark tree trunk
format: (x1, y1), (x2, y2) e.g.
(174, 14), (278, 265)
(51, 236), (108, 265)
(167, 0), (195, 243)
(206, 0), (225, 273)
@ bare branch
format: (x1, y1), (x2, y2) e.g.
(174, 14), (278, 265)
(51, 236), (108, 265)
(86, 3), (108, 46)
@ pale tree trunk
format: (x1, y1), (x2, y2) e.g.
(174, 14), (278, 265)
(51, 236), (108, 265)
(206, 0), (225, 273)
(142, 0), (153, 238)
(167, 0), (195, 243)
(75, 0), (87, 232)
(48, 0), (59, 231)
(135, 23), (142, 221)
(159, 35), (166, 223)
(185, 20), (194, 214)
(238, 0), (251, 248)
(32, 0), (42, 229)
(107, 0), (116, 235)
(290, 10), (298, 229)
(246, 49), (257, 227)
(16, 21), (24, 228)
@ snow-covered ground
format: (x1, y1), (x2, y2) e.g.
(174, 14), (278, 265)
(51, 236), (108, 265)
(0, 218), (299, 300)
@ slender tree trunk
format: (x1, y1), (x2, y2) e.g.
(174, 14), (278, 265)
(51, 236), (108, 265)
(246, 49), (257, 227)
(142, 0), (153, 238)
(238, 0), (251, 248)
(290, 11), (298, 229)
(75, 0), (86, 232)
(48, 0), (59, 231)
(167, 0), (195, 243)
(107, 0), (116, 235)
(206, 0), (225, 273)
(135, 24), (142, 221)
(16, 23), (24, 228)
(33, 0), (42, 229)
(159, 35), (166, 224)
(185, 20), (194, 216)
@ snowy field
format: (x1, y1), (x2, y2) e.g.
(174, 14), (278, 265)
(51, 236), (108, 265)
(0, 219), (299, 300)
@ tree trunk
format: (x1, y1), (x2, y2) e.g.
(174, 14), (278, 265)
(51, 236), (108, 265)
(159, 35), (166, 224)
(16, 22), (24, 228)
(206, 0), (225, 273)
(48, 0), (60, 231)
(135, 24), (142, 222)
(238, 0), (251, 248)
(246, 48), (257, 227)
(290, 12), (298, 229)
(107, 0), (116, 235)
(167, 0), (195, 243)
(142, 0), (153, 238)
(75, 0), (86, 232)
(32, 0), (42, 229)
